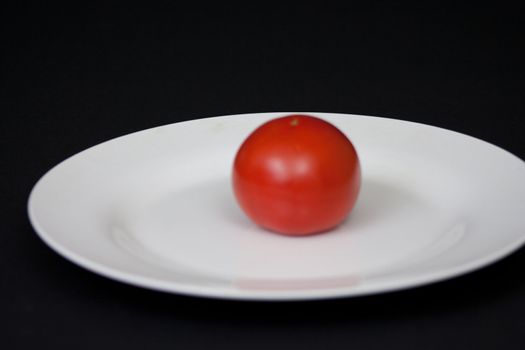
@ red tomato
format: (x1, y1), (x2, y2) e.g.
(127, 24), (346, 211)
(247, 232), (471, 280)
(232, 114), (361, 236)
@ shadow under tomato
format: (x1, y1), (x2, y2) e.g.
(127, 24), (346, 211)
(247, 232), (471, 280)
(346, 177), (427, 230)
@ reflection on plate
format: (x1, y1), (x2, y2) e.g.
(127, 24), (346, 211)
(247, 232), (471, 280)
(28, 112), (525, 300)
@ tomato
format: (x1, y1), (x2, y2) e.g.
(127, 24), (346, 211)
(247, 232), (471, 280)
(232, 114), (361, 236)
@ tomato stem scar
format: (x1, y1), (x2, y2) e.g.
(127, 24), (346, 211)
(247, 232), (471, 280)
(290, 118), (299, 126)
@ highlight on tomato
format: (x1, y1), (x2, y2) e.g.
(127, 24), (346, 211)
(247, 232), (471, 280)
(232, 114), (361, 236)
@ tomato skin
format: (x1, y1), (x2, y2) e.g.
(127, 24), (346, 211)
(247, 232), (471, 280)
(232, 114), (361, 236)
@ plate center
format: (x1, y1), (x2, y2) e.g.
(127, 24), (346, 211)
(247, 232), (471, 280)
(110, 176), (458, 281)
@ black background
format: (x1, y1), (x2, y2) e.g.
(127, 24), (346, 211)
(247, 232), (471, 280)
(2, 3), (525, 349)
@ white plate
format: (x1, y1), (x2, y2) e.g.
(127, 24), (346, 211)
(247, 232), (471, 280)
(28, 112), (525, 300)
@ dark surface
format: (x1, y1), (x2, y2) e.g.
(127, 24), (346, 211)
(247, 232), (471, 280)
(2, 4), (525, 349)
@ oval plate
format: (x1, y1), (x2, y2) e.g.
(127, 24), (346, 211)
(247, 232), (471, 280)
(28, 113), (525, 300)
